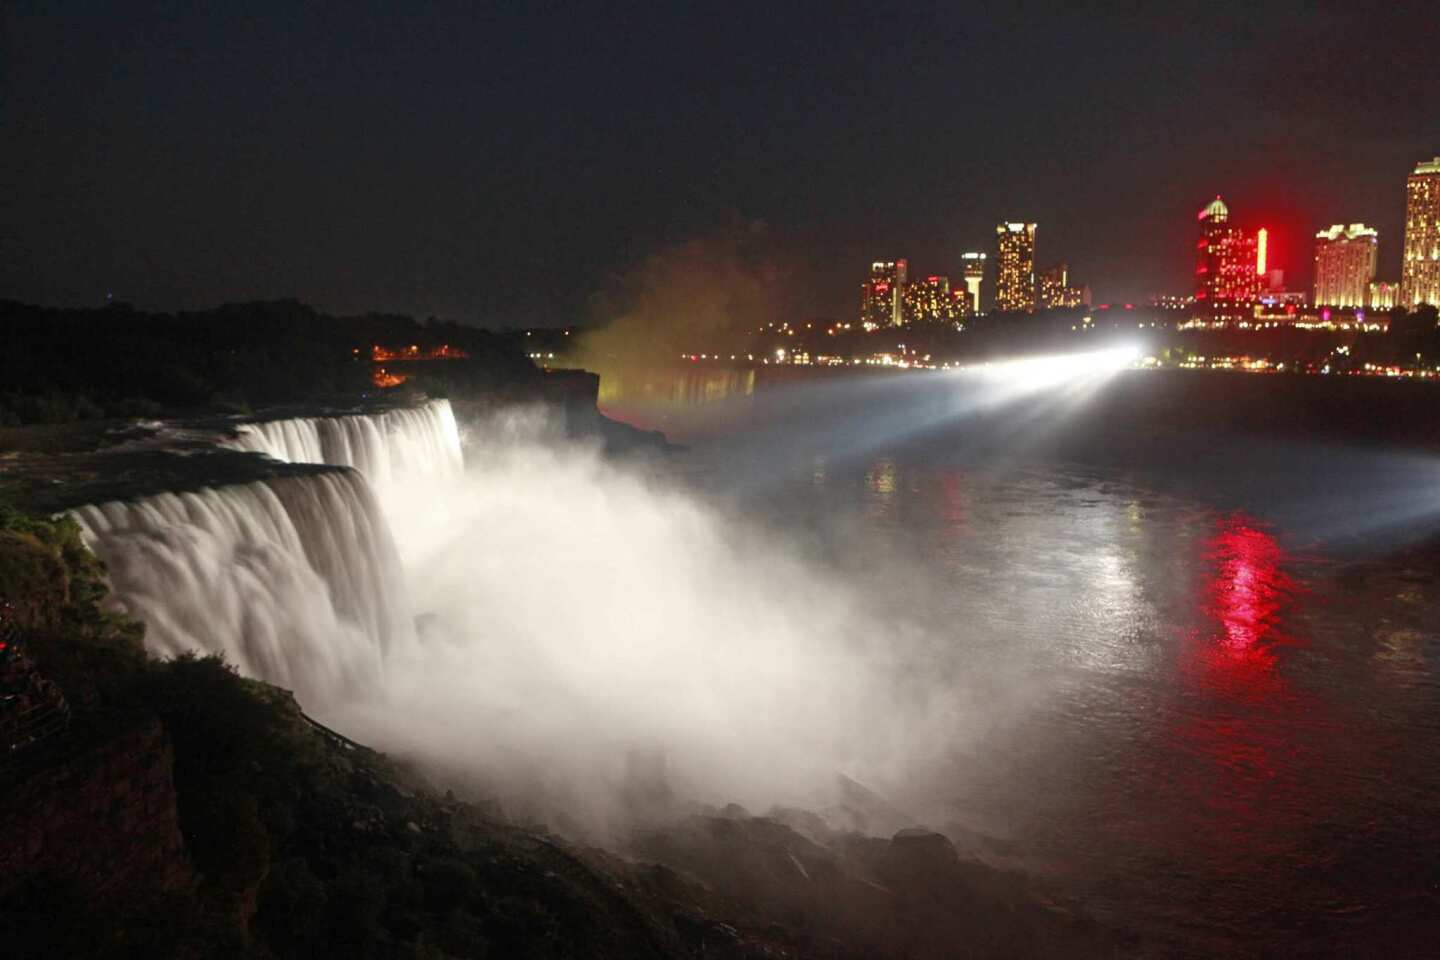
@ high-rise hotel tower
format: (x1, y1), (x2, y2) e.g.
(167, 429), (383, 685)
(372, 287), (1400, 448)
(860, 260), (908, 327)
(1402, 157), (1440, 307)
(1195, 196), (1261, 320)
(1313, 224), (1377, 308)
(995, 223), (1036, 313)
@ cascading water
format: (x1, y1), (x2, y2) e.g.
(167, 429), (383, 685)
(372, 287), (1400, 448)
(75, 470), (412, 706)
(71, 403), (462, 706)
(72, 399), (937, 835)
(225, 399), (464, 486)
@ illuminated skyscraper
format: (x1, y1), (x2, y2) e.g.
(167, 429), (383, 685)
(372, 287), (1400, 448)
(903, 275), (962, 325)
(1038, 262), (1084, 309)
(1312, 224), (1377, 308)
(1401, 157), (1440, 307)
(995, 223), (1036, 313)
(860, 259), (907, 327)
(961, 252), (986, 313)
(1194, 196), (1261, 319)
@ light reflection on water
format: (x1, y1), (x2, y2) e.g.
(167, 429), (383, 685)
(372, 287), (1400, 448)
(867, 457), (897, 498)
(597, 366), (756, 436)
(820, 460), (1438, 955)
(917, 468), (1426, 954)
(629, 370), (1440, 955)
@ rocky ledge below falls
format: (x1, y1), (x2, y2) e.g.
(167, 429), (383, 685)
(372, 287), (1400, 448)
(0, 505), (1124, 958)
(3, 684), (1124, 958)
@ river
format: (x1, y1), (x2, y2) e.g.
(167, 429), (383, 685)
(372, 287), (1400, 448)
(604, 363), (1440, 957)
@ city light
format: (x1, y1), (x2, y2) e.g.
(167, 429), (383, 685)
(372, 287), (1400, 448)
(1196, 195), (1261, 309)
(687, 161), (1436, 386)
(1313, 224), (1377, 308)
(1403, 157), (1440, 307)
(995, 222), (1038, 313)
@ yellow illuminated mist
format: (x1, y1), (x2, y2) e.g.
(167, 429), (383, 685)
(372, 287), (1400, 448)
(575, 221), (786, 378)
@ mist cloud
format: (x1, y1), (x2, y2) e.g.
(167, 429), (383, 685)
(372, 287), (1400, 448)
(575, 220), (788, 373)
(325, 408), (985, 837)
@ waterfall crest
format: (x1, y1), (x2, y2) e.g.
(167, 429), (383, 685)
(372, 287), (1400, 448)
(226, 399), (464, 485)
(74, 470), (414, 704)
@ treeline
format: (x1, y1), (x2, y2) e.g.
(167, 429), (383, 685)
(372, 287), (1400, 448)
(0, 299), (540, 426)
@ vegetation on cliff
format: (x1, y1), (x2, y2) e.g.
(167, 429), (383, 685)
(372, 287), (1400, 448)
(0, 504), (143, 690)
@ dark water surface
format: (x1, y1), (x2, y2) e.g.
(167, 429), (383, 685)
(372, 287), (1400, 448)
(609, 367), (1440, 957)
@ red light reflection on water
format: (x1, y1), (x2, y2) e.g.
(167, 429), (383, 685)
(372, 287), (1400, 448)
(1202, 519), (1294, 684)
(1155, 516), (1310, 858)
(937, 472), (968, 526)
(1091, 516), (1380, 944)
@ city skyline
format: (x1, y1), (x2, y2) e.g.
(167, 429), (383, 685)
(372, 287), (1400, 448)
(853, 154), (1440, 324)
(2, 5), (1436, 325)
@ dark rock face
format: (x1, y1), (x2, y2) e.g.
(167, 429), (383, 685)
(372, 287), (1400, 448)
(629, 814), (1122, 959)
(0, 665), (1124, 958)
(880, 828), (961, 887)
(0, 717), (192, 901)
(0, 637), (71, 753)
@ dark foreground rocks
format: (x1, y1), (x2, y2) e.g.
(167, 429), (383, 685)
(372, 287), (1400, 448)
(629, 813), (1121, 959)
(0, 509), (1121, 958)
(1, 662), (1125, 958)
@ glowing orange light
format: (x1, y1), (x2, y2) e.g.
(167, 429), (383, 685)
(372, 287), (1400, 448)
(372, 367), (408, 388)
(1256, 228), (1268, 276)
(371, 344), (470, 362)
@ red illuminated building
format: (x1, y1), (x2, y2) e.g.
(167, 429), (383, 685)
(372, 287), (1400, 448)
(1195, 196), (1263, 321)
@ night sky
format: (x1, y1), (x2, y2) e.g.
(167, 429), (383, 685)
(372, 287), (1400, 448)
(3, 2), (1436, 326)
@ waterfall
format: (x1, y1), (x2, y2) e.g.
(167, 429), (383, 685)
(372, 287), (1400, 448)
(74, 470), (414, 705)
(225, 399), (464, 485)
